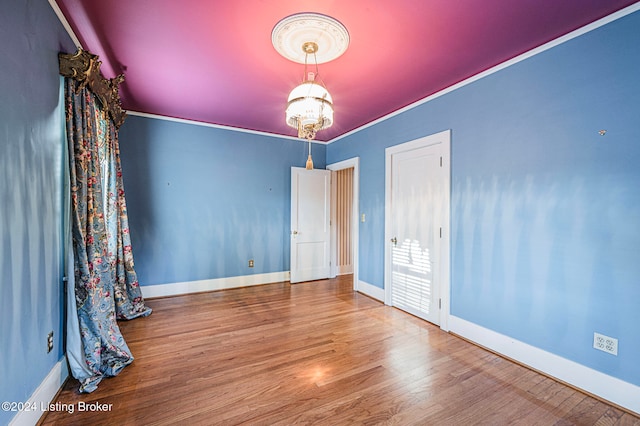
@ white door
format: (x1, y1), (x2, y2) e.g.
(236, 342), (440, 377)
(290, 167), (331, 283)
(385, 130), (450, 327)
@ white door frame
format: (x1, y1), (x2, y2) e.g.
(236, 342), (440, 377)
(327, 157), (360, 292)
(384, 130), (451, 331)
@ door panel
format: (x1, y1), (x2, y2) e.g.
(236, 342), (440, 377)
(390, 147), (440, 323)
(385, 130), (450, 327)
(290, 167), (331, 283)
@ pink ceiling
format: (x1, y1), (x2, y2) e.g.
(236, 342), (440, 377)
(55, 0), (637, 141)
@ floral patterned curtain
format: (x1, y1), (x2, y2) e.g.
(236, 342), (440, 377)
(64, 78), (151, 393)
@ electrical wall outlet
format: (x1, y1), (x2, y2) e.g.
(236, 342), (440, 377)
(593, 332), (618, 355)
(47, 331), (54, 353)
(248, 259), (254, 268)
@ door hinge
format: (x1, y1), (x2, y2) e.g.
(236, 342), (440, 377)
(439, 227), (442, 238)
(439, 298), (442, 309)
(440, 156), (443, 167)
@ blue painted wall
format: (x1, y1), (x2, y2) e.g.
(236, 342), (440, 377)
(327, 11), (640, 386)
(0, 0), (76, 424)
(118, 116), (326, 286)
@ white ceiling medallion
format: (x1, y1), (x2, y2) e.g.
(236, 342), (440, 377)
(271, 13), (350, 64)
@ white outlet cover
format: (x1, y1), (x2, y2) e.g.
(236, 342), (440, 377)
(593, 332), (618, 356)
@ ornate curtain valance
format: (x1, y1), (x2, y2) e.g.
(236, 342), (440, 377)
(59, 49), (127, 128)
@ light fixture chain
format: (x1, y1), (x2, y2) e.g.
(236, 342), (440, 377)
(304, 52), (309, 80)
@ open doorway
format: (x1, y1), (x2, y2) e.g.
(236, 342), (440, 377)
(327, 158), (359, 291)
(334, 167), (353, 276)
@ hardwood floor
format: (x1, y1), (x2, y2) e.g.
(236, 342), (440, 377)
(41, 276), (639, 425)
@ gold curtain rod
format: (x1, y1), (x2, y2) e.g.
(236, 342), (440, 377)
(59, 48), (127, 129)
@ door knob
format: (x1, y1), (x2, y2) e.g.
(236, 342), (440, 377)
(391, 237), (397, 245)
(292, 230), (298, 235)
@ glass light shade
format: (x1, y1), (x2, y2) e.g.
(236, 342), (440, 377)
(286, 81), (334, 132)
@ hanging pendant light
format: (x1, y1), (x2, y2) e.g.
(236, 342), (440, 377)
(285, 42), (333, 169)
(272, 13), (349, 170)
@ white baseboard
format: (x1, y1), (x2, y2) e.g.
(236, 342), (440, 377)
(140, 271), (290, 299)
(357, 280), (385, 302)
(449, 315), (640, 416)
(9, 357), (69, 426)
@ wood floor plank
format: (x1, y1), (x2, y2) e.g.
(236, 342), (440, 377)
(39, 276), (639, 425)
